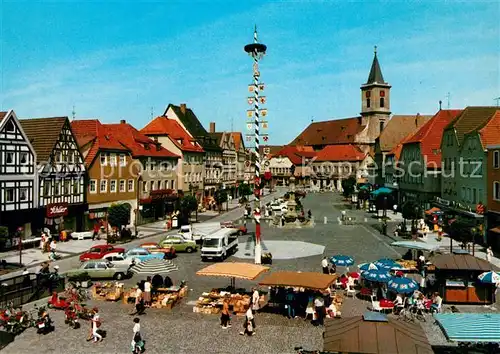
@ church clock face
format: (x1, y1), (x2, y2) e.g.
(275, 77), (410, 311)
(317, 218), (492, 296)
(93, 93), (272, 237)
(380, 90), (385, 97)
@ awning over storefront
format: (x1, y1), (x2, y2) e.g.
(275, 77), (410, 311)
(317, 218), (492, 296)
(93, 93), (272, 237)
(434, 313), (500, 342)
(431, 254), (498, 271)
(258, 271), (337, 290)
(196, 262), (269, 280)
(323, 314), (433, 354)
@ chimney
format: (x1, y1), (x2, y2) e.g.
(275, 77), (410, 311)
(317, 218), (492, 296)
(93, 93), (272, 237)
(209, 122), (216, 133)
(120, 119), (126, 124)
(180, 103), (187, 114)
(415, 113), (420, 126)
(439, 100), (442, 110)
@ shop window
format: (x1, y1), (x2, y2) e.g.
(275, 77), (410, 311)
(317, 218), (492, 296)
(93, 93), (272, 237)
(5, 188), (14, 202)
(5, 152), (14, 164)
(89, 180), (97, 194)
(110, 180), (117, 193)
(494, 151), (499, 169)
(19, 188), (28, 201)
(494, 182), (500, 200)
(128, 179), (134, 192)
(119, 180), (126, 192)
(20, 152), (28, 165)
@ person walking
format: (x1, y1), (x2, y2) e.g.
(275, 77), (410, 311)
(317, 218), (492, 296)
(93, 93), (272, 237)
(91, 308), (103, 343)
(92, 223), (99, 241)
(130, 283), (145, 315)
(487, 246), (493, 263)
(251, 288), (260, 312)
(220, 297), (231, 329)
(239, 307), (256, 336)
(131, 317), (145, 353)
(314, 294), (325, 326)
(321, 256), (329, 274)
(143, 277), (152, 308)
(393, 204), (398, 215)
(285, 289), (296, 319)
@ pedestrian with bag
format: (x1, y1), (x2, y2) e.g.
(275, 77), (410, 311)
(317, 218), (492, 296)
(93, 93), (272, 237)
(131, 317), (145, 353)
(239, 306), (256, 336)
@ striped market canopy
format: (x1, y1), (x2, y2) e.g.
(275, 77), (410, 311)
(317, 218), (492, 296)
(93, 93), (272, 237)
(130, 259), (178, 275)
(434, 313), (500, 342)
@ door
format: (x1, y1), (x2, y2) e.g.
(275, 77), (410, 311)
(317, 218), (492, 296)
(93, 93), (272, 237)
(95, 262), (109, 278)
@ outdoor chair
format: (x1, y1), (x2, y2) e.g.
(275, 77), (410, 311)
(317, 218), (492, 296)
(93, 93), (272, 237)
(345, 285), (356, 298)
(359, 287), (372, 299)
(393, 297), (406, 315)
(370, 295), (382, 312)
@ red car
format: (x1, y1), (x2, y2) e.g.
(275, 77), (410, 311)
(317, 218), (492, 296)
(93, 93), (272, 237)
(79, 244), (125, 262)
(220, 222), (247, 235)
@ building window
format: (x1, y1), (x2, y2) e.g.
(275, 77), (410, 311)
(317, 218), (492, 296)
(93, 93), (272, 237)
(20, 152), (28, 165)
(110, 154), (117, 166)
(150, 181), (155, 191)
(68, 151), (74, 163)
(5, 152), (14, 164)
(89, 180), (97, 193)
(19, 188), (28, 201)
(380, 97), (385, 108)
(100, 180), (107, 193)
(494, 182), (500, 201)
(110, 180), (117, 193)
(119, 154), (126, 167)
(64, 180), (71, 195)
(55, 182), (61, 196)
(164, 180), (169, 189)
(380, 90), (385, 97)
(74, 151), (79, 163)
(44, 181), (51, 196)
(56, 151), (63, 163)
(128, 179), (134, 192)
(5, 188), (14, 202)
(472, 188), (477, 204)
(157, 180), (161, 190)
(119, 179), (125, 192)
(494, 151), (499, 168)
(142, 181), (147, 192)
(73, 181), (79, 194)
(100, 154), (107, 166)
(367, 99), (371, 108)
(5, 120), (15, 133)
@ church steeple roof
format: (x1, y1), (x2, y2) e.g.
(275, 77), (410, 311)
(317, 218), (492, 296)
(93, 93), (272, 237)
(366, 46), (385, 85)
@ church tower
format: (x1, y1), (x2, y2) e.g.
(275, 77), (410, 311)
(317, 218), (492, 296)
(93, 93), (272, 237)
(360, 46), (391, 140)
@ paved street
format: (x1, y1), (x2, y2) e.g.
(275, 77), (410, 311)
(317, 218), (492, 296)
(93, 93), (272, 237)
(2, 191), (407, 354)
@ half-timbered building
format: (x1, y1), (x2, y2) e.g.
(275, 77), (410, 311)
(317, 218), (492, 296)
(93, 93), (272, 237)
(20, 117), (87, 234)
(0, 110), (37, 238)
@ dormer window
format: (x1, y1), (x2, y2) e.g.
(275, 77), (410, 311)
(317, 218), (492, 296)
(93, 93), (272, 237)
(177, 139), (182, 145)
(5, 120), (15, 132)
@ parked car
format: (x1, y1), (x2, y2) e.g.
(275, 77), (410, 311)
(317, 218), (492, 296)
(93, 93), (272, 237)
(160, 236), (197, 253)
(123, 247), (165, 263)
(102, 252), (135, 267)
(79, 244), (125, 262)
(140, 242), (176, 259)
(220, 221), (247, 235)
(67, 260), (132, 280)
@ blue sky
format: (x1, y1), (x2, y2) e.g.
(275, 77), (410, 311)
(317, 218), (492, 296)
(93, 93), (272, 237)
(1, 1), (499, 145)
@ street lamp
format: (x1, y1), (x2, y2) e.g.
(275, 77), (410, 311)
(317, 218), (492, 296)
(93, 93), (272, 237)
(244, 26), (267, 265)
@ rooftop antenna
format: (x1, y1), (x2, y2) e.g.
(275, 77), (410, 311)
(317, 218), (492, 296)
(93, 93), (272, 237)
(494, 97), (500, 107)
(150, 106), (154, 120)
(231, 117), (234, 132)
(446, 92), (451, 109)
(71, 105), (76, 121)
(311, 116), (314, 123)
(439, 100), (442, 111)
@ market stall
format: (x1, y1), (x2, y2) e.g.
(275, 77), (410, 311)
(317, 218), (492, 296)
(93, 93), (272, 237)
(194, 262), (270, 315)
(431, 253), (499, 304)
(92, 282), (124, 301)
(123, 282), (188, 309)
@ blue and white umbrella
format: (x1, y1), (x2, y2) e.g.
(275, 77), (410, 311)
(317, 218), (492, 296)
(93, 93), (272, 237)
(361, 269), (392, 283)
(330, 255), (354, 267)
(358, 262), (379, 272)
(478, 271), (500, 284)
(374, 259), (403, 270)
(388, 277), (419, 294)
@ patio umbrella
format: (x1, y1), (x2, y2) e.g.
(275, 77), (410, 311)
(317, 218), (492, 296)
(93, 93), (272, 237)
(370, 187), (392, 196)
(130, 259), (178, 275)
(374, 259), (403, 270)
(358, 263), (379, 272)
(391, 240), (439, 252)
(387, 277), (419, 294)
(330, 255), (354, 267)
(478, 271), (500, 284)
(361, 269), (391, 283)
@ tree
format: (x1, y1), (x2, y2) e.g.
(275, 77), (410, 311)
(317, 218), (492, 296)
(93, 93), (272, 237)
(107, 203), (131, 230)
(238, 183), (252, 198)
(214, 189), (228, 213)
(341, 177), (356, 198)
(446, 218), (476, 244)
(180, 195), (198, 221)
(0, 226), (9, 251)
(401, 201), (422, 231)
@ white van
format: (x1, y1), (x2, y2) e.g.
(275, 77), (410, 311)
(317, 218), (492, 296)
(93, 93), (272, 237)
(200, 228), (239, 261)
(178, 222), (222, 243)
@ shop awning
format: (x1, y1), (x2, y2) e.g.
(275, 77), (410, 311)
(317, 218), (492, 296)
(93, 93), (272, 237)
(323, 314), (433, 354)
(431, 254), (498, 271)
(490, 227), (500, 234)
(196, 262), (269, 280)
(425, 207), (441, 215)
(434, 313), (500, 342)
(258, 271), (337, 290)
(391, 240), (439, 252)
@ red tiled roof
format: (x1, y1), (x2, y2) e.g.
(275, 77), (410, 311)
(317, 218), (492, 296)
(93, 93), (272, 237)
(71, 119), (129, 166)
(289, 117), (364, 146)
(378, 114), (432, 152)
(141, 116), (204, 153)
(272, 145), (317, 165)
(0, 111), (7, 123)
(403, 109), (462, 167)
(445, 106), (498, 146)
(315, 144), (366, 162)
(230, 132), (244, 151)
(478, 110), (500, 148)
(104, 122), (179, 159)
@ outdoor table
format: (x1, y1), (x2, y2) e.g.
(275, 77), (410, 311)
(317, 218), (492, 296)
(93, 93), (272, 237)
(379, 299), (394, 309)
